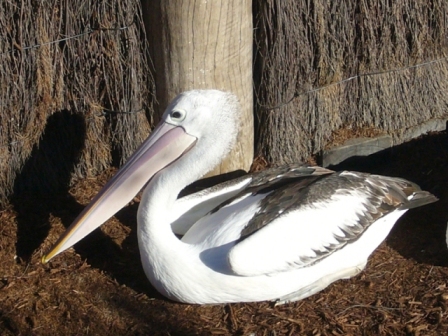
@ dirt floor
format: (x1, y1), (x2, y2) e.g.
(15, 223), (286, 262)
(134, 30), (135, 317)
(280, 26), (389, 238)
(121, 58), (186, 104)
(1, 131), (448, 336)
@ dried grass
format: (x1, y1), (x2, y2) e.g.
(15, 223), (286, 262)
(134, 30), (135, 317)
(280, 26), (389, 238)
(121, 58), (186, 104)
(2, 0), (448, 206)
(254, 0), (448, 164)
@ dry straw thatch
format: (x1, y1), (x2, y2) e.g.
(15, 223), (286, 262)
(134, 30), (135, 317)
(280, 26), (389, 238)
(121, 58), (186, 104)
(0, 0), (153, 206)
(254, 0), (448, 164)
(1, 1), (448, 206)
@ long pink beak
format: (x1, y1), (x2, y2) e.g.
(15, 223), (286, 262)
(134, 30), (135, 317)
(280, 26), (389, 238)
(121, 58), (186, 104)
(42, 122), (197, 263)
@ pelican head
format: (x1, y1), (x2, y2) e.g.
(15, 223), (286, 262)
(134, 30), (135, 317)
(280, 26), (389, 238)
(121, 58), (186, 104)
(43, 90), (240, 262)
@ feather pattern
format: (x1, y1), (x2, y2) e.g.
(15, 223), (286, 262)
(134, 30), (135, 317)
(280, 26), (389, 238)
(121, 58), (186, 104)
(180, 170), (437, 277)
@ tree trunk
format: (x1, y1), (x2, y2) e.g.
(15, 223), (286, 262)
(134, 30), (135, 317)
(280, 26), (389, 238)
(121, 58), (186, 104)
(142, 0), (254, 175)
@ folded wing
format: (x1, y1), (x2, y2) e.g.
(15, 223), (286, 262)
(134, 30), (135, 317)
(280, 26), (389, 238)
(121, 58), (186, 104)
(228, 171), (437, 276)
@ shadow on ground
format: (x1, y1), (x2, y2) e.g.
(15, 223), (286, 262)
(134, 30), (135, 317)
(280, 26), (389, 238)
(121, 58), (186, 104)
(11, 111), (86, 261)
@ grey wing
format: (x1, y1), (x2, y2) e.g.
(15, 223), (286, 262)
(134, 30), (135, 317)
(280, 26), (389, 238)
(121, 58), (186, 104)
(228, 171), (437, 276)
(171, 164), (333, 235)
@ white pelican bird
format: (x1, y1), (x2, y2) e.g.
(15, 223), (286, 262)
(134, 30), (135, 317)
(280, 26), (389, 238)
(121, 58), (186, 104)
(43, 90), (437, 304)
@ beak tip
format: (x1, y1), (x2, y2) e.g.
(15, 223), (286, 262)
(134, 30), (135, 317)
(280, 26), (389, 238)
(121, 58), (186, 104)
(41, 254), (50, 264)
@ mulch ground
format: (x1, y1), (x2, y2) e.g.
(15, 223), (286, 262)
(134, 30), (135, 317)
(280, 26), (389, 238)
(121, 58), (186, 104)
(1, 131), (448, 336)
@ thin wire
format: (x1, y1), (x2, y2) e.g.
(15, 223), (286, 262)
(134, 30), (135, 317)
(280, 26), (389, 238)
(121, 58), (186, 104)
(19, 28), (94, 52)
(101, 107), (145, 115)
(0, 19), (135, 56)
(261, 55), (448, 111)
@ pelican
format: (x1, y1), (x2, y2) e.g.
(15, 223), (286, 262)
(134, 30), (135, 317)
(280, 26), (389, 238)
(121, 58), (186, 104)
(43, 90), (437, 304)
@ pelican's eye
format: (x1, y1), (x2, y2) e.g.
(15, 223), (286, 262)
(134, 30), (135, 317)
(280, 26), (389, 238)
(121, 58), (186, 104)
(170, 109), (186, 122)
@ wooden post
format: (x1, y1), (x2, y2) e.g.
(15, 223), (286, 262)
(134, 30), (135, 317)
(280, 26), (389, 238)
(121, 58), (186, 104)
(142, 0), (254, 175)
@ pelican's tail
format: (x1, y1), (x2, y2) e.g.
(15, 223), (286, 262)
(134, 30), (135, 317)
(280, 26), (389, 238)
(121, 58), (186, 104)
(400, 190), (438, 210)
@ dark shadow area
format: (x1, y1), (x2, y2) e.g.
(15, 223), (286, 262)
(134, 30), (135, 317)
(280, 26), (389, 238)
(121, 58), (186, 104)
(9, 110), (153, 297)
(330, 131), (448, 267)
(11, 110), (86, 260)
